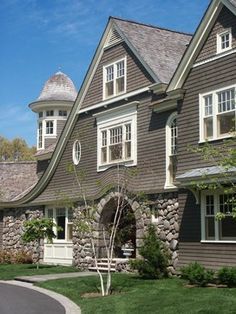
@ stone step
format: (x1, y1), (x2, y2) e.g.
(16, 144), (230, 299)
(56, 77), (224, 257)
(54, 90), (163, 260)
(88, 266), (116, 272)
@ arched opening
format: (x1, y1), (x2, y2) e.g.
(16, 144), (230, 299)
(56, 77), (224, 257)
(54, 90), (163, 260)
(98, 197), (136, 258)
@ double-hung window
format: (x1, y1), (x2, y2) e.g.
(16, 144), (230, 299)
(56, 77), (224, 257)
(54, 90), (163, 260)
(103, 58), (126, 99)
(200, 85), (236, 141)
(217, 29), (232, 54)
(95, 102), (137, 171)
(202, 192), (236, 241)
(45, 120), (54, 135)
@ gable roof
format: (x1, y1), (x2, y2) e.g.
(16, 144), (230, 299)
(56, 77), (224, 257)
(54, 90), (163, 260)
(167, 0), (236, 92)
(0, 15), (196, 208)
(113, 18), (192, 84)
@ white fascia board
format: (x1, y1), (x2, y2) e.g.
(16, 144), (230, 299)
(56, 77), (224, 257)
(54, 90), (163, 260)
(79, 87), (147, 114)
(167, 0), (223, 93)
(29, 100), (74, 112)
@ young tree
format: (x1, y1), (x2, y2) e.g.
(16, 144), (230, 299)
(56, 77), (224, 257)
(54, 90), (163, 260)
(22, 218), (58, 269)
(71, 162), (136, 296)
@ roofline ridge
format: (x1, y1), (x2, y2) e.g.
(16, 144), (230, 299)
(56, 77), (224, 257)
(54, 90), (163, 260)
(110, 16), (193, 37)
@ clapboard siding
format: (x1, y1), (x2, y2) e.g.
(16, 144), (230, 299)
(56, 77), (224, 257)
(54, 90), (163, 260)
(177, 53), (236, 176)
(32, 93), (172, 204)
(57, 120), (66, 138)
(81, 42), (154, 110)
(178, 190), (236, 269)
(196, 6), (236, 63)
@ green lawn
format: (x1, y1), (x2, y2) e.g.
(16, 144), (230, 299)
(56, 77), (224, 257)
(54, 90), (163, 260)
(0, 264), (79, 280)
(37, 274), (236, 314)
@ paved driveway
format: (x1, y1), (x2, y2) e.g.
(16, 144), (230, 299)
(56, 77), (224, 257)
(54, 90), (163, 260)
(0, 283), (65, 314)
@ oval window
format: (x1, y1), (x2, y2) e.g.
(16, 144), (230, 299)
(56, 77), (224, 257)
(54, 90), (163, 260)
(72, 140), (81, 165)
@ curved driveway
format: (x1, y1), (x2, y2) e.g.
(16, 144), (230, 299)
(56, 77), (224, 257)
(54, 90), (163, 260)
(0, 283), (65, 314)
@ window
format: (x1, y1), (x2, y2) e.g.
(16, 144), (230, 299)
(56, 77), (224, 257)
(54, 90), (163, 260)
(59, 110), (67, 117)
(37, 122), (43, 149)
(200, 85), (236, 141)
(95, 102), (137, 171)
(72, 140), (81, 165)
(45, 208), (73, 241)
(45, 120), (54, 135)
(217, 29), (232, 54)
(202, 192), (236, 241)
(165, 112), (178, 188)
(38, 112), (43, 118)
(103, 58), (126, 99)
(46, 110), (54, 117)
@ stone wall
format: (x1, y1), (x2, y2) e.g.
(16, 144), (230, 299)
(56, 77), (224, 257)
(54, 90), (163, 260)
(72, 192), (179, 274)
(2, 207), (44, 263)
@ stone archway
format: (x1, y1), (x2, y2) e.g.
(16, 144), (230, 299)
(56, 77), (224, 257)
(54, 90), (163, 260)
(95, 192), (144, 259)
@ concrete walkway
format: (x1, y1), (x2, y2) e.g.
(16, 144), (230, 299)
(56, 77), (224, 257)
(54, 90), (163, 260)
(15, 271), (98, 283)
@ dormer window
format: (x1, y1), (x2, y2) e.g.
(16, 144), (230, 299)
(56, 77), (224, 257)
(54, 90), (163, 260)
(103, 58), (126, 99)
(217, 29), (232, 54)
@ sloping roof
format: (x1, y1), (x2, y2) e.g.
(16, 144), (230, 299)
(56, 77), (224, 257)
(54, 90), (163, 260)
(0, 162), (38, 201)
(177, 166), (236, 182)
(37, 71), (77, 102)
(35, 143), (56, 158)
(114, 18), (192, 84)
(229, 0), (236, 6)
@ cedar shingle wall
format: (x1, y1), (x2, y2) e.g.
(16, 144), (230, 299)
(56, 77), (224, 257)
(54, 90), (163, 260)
(196, 7), (236, 63)
(81, 42), (154, 110)
(0, 212), (3, 248)
(32, 93), (172, 204)
(178, 190), (236, 270)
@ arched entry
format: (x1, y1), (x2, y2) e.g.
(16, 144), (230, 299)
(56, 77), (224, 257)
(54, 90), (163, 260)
(98, 195), (136, 258)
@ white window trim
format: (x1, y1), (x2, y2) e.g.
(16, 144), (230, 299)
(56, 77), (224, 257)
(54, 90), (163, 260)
(37, 121), (44, 150)
(103, 56), (127, 100)
(199, 83), (236, 143)
(201, 191), (236, 242)
(72, 140), (81, 165)
(216, 28), (232, 54)
(165, 112), (178, 189)
(44, 119), (57, 137)
(95, 102), (137, 172)
(45, 207), (73, 243)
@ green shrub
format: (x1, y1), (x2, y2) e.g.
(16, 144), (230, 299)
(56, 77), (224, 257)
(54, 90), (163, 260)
(180, 262), (214, 287)
(218, 267), (236, 287)
(0, 250), (33, 264)
(130, 224), (169, 279)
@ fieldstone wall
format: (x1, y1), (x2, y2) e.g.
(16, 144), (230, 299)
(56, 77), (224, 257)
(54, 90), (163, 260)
(72, 192), (179, 274)
(2, 207), (44, 263)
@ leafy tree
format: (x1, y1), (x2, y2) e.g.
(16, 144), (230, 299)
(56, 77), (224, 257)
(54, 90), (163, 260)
(22, 218), (58, 269)
(0, 136), (36, 161)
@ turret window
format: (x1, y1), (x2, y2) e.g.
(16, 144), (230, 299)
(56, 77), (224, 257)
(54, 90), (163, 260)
(59, 110), (67, 117)
(45, 121), (54, 134)
(46, 110), (54, 117)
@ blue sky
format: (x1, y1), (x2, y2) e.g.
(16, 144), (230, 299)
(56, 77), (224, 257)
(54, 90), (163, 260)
(0, 0), (209, 146)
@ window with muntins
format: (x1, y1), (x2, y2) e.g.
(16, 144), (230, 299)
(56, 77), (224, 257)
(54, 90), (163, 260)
(96, 103), (137, 171)
(45, 120), (54, 135)
(38, 122), (43, 149)
(104, 58), (126, 99)
(217, 29), (232, 53)
(200, 85), (236, 141)
(165, 112), (178, 188)
(46, 208), (73, 242)
(72, 140), (81, 165)
(202, 192), (236, 241)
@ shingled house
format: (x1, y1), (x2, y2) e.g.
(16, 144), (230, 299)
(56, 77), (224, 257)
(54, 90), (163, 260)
(1, 0), (236, 271)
